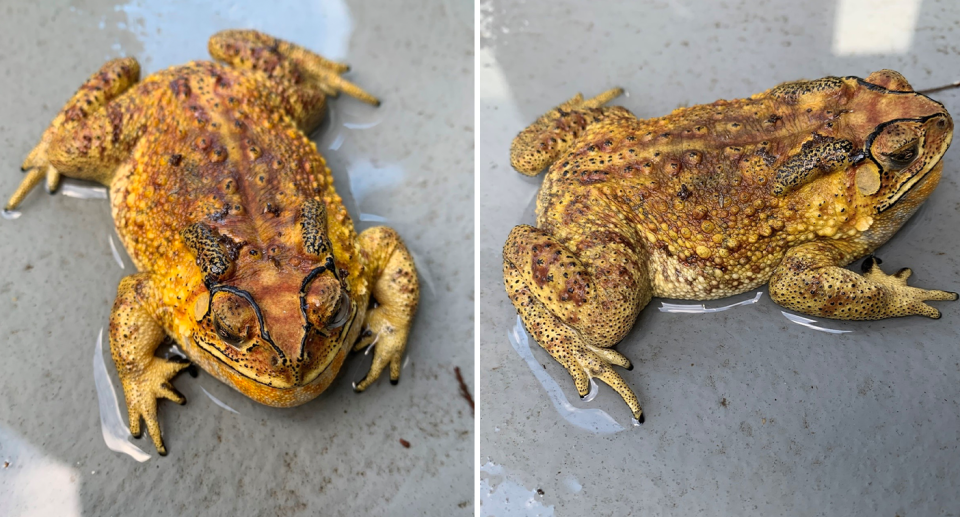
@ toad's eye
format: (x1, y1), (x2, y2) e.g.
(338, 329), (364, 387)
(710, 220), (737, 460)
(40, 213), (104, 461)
(210, 291), (258, 348)
(327, 291), (351, 330)
(214, 317), (245, 346)
(884, 142), (919, 169)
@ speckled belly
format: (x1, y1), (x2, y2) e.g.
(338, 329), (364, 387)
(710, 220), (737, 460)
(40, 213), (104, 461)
(647, 247), (783, 300)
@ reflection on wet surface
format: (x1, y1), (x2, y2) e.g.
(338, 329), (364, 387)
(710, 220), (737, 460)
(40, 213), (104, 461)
(781, 311), (852, 334)
(0, 426), (81, 516)
(659, 291), (763, 314)
(112, 0), (354, 73)
(107, 234), (125, 269)
(1, 209), (21, 220)
(199, 386), (239, 414)
(346, 160), (405, 222)
(60, 181), (107, 200)
(507, 316), (625, 434)
(92, 329), (150, 462)
(479, 461), (554, 517)
(832, 0), (921, 55)
(561, 475), (582, 494)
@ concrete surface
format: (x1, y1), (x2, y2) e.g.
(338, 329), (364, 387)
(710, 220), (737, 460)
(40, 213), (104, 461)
(0, 1), (473, 515)
(478, 0), (960, 515)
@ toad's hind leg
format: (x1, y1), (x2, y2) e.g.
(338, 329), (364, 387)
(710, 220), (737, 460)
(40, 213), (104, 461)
(510, 88), (629, 176)
(769, 242), (958, 320)
(208, 29), (379, 133)
(503, 224), (650, 421)
(110, 274), (189, 456)
(6, 57), (142, 211)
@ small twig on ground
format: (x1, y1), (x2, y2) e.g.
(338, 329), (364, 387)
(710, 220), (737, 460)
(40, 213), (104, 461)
(454, 366), (474, 415)
(918, 80), (960, 95)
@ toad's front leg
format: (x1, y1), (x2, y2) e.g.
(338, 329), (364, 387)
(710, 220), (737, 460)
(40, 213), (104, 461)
(352, 227), (420, 391)
(769, 242), (958, 320)
(110, 273), (189, 455)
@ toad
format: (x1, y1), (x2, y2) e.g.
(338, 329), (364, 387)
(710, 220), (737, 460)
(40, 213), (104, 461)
(6, 30), (419, 454)
(503, 70), (954, 422)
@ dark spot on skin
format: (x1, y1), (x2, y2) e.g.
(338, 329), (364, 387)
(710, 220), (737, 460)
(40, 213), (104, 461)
(169, 76), (191, 98)
(578, 170), (608, 185)
(107, 105), (123, 144)
(531, 243), (561, 287)
(755, 147), (776, 166)
(677, 184), (691, 200)
(169, 154), (182, 166)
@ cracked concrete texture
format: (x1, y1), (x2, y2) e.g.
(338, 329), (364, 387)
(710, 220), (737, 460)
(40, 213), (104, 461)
(0, 1), (473, 515)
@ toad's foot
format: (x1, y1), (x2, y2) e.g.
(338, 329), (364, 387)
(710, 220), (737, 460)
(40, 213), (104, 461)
(507, 262), (643, 421)
(6, 165), (54, 212)
(209, 29), (379, 107)
(6, 57), (141, 211)
(860, 256), (958, 318)
(122, 358), (189, 456)
(770, 242), (958, 320)
(352, 307), (409, 390)
(352, 227), (419, 391)
(20, 138), (60, 196)
(510, 88), (630, 176)
(561, 338), (642, 422)
(503, 221), (652, 421)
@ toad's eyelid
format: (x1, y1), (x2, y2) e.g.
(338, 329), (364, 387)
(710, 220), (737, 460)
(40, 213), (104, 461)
(882, 139), (919, 155)
(880, 140), (920, 167)
(214, 320), (245, 346)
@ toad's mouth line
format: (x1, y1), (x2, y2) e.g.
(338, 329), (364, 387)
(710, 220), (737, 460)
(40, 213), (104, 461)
(875, 152), (945, 214)
(886, 159), (944, 212)
(189, 303), (359, 391)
